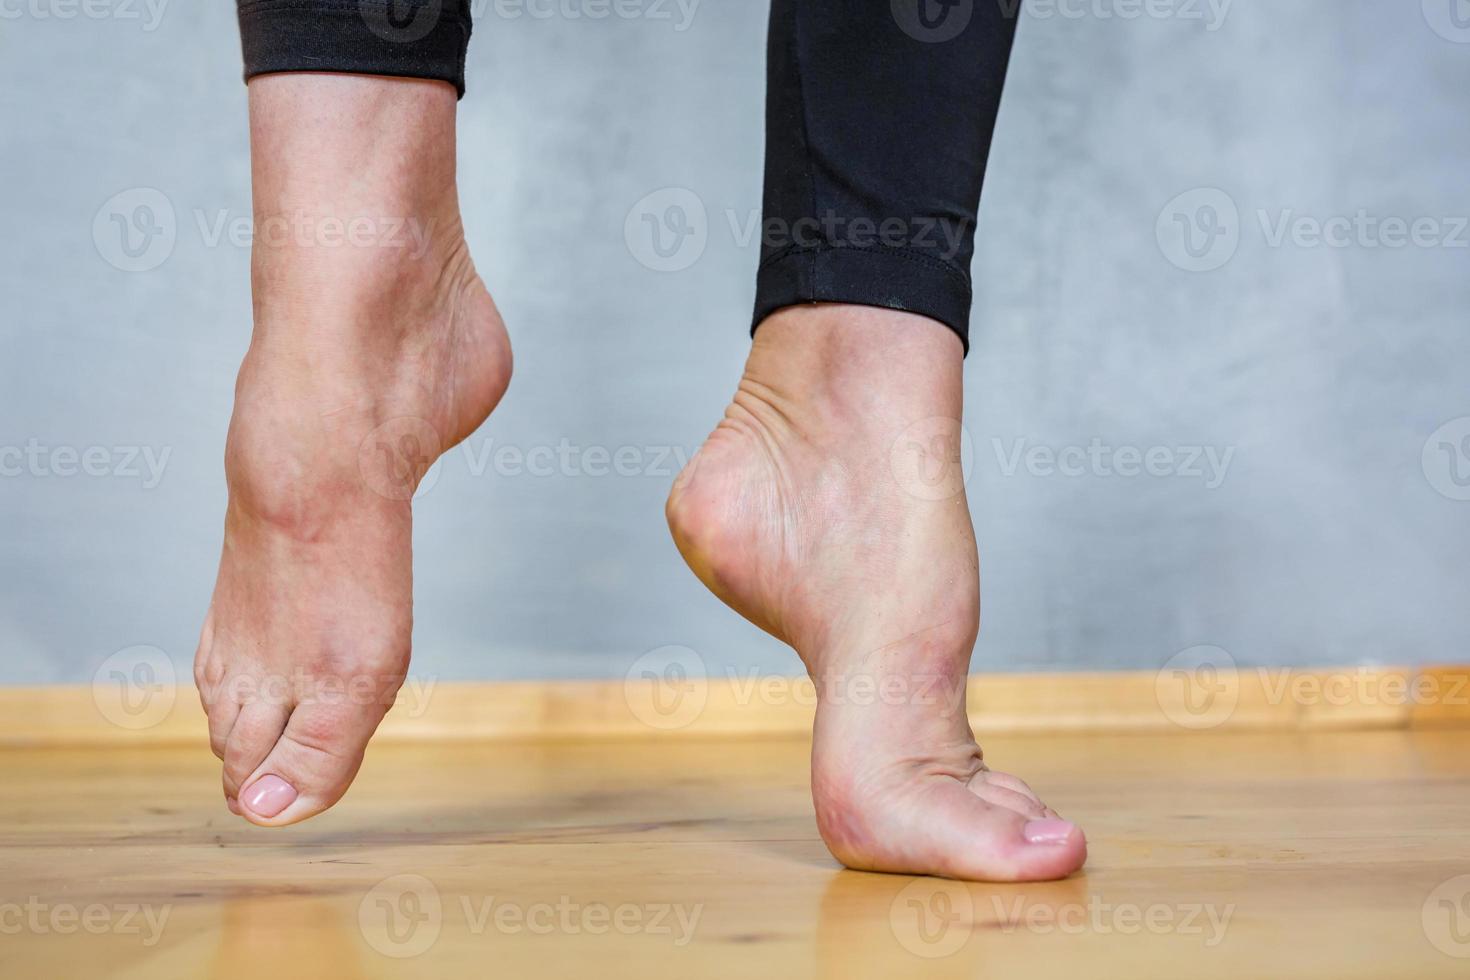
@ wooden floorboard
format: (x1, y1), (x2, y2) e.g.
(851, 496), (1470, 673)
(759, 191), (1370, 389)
(2, 729), (1469, 978)
(4, 665), (1468, 746)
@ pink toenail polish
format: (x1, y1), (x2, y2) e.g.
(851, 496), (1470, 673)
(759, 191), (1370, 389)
(1023, 818), (1076, 844)
(242, 775), (297, 818)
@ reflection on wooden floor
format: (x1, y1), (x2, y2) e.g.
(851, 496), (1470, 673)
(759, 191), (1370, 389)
(3, 730), (1469, 978)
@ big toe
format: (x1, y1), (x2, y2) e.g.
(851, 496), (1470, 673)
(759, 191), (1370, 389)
(929, 785), (1087, 882)
(221, 699), (292, 808)
(827, 780), (1087, 882)
(237, 700), (388, 827)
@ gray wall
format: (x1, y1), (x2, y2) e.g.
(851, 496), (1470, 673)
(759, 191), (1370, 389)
(2, 0), (1467, 685)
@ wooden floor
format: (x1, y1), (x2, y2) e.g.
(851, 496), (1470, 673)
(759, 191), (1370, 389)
(3, 729), (1469, 978)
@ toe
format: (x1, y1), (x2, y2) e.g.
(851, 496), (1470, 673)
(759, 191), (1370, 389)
(974, 769), (1044, 807)
(236, 699), (388, 827)
(205, 695), (243, 762)
(933, 789), (1088, 881)
(968, 777), (1048, 820)
(223, 700), (291, 803)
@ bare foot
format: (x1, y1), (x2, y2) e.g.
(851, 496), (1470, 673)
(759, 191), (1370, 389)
(667, 305), (1086, 880)
(194, 75), (511, 826)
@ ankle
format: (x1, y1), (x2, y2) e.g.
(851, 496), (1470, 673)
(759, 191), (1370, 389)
(245, 72), (471, 340)
(745, 305), (966, 437)
(248, 221), (477, 350)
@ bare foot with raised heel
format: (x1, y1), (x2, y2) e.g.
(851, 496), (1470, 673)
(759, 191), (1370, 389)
(667, 305), (1086, 881)
(195, 75), (511, 826)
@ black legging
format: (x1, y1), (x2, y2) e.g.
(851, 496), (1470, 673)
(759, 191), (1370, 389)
(235, 0), (1018, 352)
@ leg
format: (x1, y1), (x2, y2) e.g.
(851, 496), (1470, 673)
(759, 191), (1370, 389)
(667, 2), (1087, 880)
(196, 5), (509, 826)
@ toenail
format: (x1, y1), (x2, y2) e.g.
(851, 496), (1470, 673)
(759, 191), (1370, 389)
(242, 775), (298, 818)
(1023, 818), (1076, 845)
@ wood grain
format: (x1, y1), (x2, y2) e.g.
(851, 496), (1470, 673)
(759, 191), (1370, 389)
(2, 729), (1468, 978)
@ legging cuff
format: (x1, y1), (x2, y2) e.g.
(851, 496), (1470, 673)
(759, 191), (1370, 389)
(752, 246), (973, 354)
(237, 0), (473, 98)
